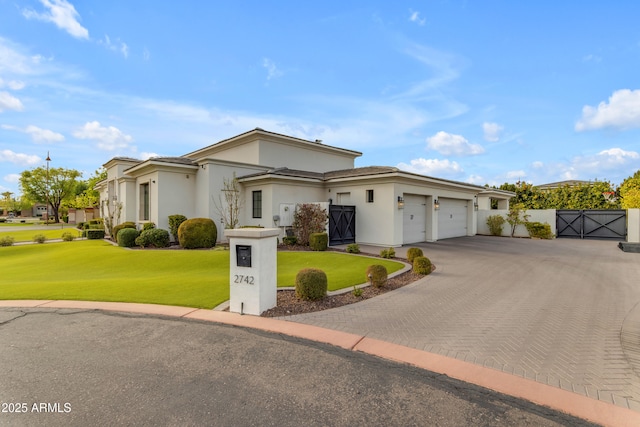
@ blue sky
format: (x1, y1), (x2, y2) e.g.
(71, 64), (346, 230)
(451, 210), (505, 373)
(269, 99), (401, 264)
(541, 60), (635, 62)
(1, 0), (640, 197)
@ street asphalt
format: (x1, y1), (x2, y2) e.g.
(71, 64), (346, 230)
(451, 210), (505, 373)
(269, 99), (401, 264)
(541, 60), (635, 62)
(0, 308), (596, 427)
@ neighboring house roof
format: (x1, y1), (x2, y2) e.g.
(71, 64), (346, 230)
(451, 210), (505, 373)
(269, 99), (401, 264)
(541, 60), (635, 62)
(536, 180), (592, 190)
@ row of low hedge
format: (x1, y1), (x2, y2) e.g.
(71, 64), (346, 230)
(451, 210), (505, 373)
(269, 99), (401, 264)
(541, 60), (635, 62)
(295, 251), (433, 301)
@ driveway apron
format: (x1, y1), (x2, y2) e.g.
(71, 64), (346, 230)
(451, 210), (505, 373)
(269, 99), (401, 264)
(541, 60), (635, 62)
(284, 236), (640, 411)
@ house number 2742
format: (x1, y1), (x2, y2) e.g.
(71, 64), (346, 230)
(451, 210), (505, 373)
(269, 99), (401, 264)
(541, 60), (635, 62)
(234, 275), (255, 285)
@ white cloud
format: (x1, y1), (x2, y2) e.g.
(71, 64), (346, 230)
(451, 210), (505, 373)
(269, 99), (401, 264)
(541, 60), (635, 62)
(26, 125), (65, 143)
(4, 174), (21, 183)
(73, 121), (134, 151)
(532, 161), (544, 169)
(409, 10), (426, 26)
(397, 158), (463, 176)
(482, 122), (503, 142)
(0, 150), (40, 166)
(426, 131), (484, 156)
(143, 48), (151, 61)
(533, 148), (640, 184)
(0, 78), (26, 90)
(2, 124), (65, 143)
(22, 0), (89, 40)
(141, 152), (159, 160)
(99, 35), (129, 58)
(466, 174), (484, 185)
(575, 89), (640, 131)
(262, 58), (283, 80)
(0, 92), (24, 112)
(583, 54), (602, 63)
(506, 170), (526, 180)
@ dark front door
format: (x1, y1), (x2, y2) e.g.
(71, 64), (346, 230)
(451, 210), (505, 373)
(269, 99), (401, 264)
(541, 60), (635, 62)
(557, 210), (626, 240)
(329, 205), (356, 245)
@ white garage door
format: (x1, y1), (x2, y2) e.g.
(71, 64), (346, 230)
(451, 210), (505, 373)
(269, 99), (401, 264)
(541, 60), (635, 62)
(438, 198), (468, 239)
(403, 195), (426, 244)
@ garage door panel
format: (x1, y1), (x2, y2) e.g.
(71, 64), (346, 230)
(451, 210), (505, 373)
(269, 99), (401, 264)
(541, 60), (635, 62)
(403, 195), (426, 244)
(438, 198), (468, 239)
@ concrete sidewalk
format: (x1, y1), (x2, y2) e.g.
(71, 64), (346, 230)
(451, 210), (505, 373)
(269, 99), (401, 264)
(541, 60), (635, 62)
(290, 236), (640, 413)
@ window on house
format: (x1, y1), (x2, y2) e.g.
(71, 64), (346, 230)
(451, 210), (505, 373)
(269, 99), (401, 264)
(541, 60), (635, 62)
(140, 183), (150, 221)
(252, 190), (262, 218)
(366, 189), (374, 203)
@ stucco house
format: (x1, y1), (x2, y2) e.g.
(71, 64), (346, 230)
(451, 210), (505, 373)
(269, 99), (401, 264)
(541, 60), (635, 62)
(97, 128), (511, 247)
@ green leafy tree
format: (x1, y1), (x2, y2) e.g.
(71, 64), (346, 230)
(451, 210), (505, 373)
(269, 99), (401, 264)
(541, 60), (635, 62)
(546, 181), (618, 209)
(66, 168), (106, 209)
(620, 170), (640, 209)
(19, 167), (82, 223)
(1, 191), (12, 214)
(498, 181), (547, 209)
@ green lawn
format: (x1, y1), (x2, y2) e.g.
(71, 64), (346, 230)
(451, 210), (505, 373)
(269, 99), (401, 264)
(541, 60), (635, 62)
(0, 225), (79, 242)
(0, 240), (404, 309)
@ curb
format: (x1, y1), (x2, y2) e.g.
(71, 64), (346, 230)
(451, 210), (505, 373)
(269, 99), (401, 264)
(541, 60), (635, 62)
(1, 299), (639, 427)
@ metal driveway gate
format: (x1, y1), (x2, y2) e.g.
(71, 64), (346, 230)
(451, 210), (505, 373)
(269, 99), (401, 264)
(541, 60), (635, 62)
(329, 205), (356, 245)
(556, 210), (626, 240)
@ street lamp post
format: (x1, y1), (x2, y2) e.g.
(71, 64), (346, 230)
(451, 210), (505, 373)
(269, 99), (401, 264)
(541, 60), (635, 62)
(46, 152), (51, 225)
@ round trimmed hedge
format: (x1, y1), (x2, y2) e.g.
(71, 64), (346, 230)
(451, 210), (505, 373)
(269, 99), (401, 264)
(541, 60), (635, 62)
(413, 256), (432, 275)
(295, 268), (328, 301)
(178, 218), (217, 249)
(117, 227), (139, 247)
(406, 247), (424, 263)
(366, 264), (388, 288)
(135, 228), (170, 248)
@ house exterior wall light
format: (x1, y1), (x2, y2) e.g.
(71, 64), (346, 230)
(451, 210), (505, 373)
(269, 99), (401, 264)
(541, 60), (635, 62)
(397, 196), (404, 209)
(434, 199), (440, 210)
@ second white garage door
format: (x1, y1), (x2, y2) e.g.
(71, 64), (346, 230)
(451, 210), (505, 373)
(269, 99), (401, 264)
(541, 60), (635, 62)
(438, 198), (468, 239)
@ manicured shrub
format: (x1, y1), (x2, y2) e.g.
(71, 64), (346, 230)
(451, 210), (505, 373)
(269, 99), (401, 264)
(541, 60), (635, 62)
(295, 268), (328, 301)
(117, 227), (140, 247)
(33, 234), (46, 244)
(406, 247), (424, 263)
(380, 247), (396, 259)
(346, 243), (360, 254)
(282, 236), (297, 246)
(525, 221), (554, 239)
(76, 222), (85, 230)
(61, 232), (75, 242)
(89, 218), (104, 227)
(142, 222), (156, 231)
(168, 214), (187, 242)
(178, 218), (217, 249)
(86, 229), (105, 240)
(413, 256), (432, 275)
(135, 228), (170, 248)
(487, 215), (506, 236)
(309, 232), (328, 251)
(366, 264), (388, 288)
(0, 236), (14, 246)
(112, 221), (137, 240)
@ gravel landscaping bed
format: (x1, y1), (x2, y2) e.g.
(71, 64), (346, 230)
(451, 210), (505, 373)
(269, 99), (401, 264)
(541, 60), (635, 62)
(262, 246), (431, 317)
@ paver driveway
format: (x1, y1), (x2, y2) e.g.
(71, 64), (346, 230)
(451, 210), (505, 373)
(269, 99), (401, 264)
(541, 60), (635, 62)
(284, 236), (640, 411)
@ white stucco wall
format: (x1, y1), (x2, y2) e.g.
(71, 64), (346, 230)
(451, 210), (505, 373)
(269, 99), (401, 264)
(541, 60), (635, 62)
(197, 162), (269, 236)
(628, 209), (640, 243)
(476, 209), (557, 237)
(155, 170), (196, 232)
